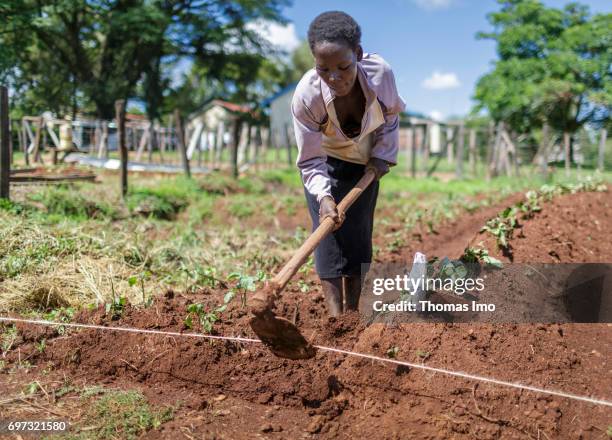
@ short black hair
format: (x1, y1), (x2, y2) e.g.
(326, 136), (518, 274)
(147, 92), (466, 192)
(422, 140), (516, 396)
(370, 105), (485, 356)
(307, 11), (361, 52)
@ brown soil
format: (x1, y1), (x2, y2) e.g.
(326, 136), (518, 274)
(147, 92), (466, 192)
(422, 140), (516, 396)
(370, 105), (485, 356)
(472, 189), (612, 263)
(1, 189), (611, 439)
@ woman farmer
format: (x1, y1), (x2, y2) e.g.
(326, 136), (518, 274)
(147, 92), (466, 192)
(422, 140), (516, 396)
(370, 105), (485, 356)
(292, 11), (405, 316)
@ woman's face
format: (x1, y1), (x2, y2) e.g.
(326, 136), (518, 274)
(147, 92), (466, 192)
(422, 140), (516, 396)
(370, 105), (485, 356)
(312, 41), (362, 98)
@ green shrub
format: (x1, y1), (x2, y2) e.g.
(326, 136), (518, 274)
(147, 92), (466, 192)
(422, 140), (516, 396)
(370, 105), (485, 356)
(28, 187), (116, 220)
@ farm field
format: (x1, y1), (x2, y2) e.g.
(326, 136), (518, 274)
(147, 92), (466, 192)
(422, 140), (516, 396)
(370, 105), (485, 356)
(1, 166), (611, 439)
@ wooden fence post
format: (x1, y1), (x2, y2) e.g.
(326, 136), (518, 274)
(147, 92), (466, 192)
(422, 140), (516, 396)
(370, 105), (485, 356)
(411, 126), (417, 178)
(33, 116), (44, 164)
(422, 124), (430, 175)
(485, 122), (495, 181)
(468, 128), (476, 177)
(214, 121), (225, 170)
(115, 100), (128, 199)
(598, 128), (607, 172)
(0, 87), (10, 200)
(230, 119), (241, 178)
(446, 127), (454, 164)
(8, 118), (14, 166)
(22, 119), (29, 166)
(261, 127), (270, 169)
(173, 109), (191, 178)
(489, 122), (503, 179)
(455, 123), (465, 179)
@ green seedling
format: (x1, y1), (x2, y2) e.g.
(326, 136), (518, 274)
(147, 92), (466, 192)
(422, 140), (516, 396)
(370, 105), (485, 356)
(105, 296), (127, 320)
(184, 291), (235, 333)
(183, 265), (226, 292)
(227, 270), (266, 307)
(36, 339), (46, 353)
(24, 381), (39, 395)
(1, 325), (18, 353)
(386, 236), (404, 253)
(293, 226), (308, 245)
(426, 220), (437, 235)
(461, 246), (503, 268)
(44, 306), (75, 334)
(416, 349), (430, 360)
(386, 346), (400, 359)
(297, 280), (310, 293)
(128, 271), (153, 307)
(299, 256), (315, 274)
(481, 216), (513, 249)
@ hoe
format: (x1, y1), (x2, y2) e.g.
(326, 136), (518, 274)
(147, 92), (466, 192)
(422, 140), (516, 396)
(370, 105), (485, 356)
(249, 169), (376, 360)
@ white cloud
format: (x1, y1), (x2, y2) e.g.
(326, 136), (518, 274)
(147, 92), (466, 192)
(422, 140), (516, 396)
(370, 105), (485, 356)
(428, 110), (444, 121)
(422, 71), (461, 90)
(412, 0), (455, 10)
(246, 20), (301, 53)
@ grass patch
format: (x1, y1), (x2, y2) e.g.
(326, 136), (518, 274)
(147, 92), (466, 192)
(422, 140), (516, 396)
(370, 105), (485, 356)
(126, 178), (198, 219)
(27, 186), (118, 221)
(59, 390), (174, 440)
(227, 194), (256, 218)
(127, 189), (187, 220)
(0, 198), (31, 215)
(0, 220), (80, 280)
(259, 167), (302, 188)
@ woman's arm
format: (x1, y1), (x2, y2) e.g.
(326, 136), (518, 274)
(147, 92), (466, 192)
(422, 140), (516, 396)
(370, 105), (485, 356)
(291, 92), (332, 203)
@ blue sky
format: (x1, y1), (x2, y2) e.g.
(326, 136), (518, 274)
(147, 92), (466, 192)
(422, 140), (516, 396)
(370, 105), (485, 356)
(266, 0), (610, 120)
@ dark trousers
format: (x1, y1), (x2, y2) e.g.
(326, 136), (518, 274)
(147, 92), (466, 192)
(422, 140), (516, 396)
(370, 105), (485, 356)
(304, 157), (379, 279)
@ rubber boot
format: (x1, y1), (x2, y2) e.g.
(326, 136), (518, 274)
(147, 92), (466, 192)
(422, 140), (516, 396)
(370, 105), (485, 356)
(344, 274), (363, 312)
(321, 277), (343, 317)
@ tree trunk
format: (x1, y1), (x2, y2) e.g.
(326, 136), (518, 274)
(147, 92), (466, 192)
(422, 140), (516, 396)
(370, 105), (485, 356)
(538, 123), (549, 178)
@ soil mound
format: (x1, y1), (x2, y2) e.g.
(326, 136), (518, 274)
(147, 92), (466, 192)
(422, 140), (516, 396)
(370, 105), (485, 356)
(472, 188), (612, 263)
(2, 188), (612, 438)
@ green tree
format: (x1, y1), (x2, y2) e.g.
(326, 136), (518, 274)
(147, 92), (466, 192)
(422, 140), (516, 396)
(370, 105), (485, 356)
(0, 0), (290, 119)
(474, 1), (611, 147)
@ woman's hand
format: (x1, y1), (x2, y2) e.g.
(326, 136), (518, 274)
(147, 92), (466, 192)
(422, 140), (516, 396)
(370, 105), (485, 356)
(366, 157), (390, 180)
(319, 196), (345, 230)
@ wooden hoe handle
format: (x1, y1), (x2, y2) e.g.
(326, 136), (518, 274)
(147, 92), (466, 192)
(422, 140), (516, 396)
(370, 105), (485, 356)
(272, 169), (376, 290)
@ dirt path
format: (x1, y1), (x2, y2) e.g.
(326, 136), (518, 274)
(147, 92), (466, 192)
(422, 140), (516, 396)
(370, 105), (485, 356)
(1, 189), (611, 439)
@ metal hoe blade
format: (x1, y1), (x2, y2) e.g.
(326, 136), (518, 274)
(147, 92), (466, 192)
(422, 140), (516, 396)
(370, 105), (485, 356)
(249, 311), (316, 360)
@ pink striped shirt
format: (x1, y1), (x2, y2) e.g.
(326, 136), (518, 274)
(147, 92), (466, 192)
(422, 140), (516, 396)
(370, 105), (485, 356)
(291, 53), (406, 202)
